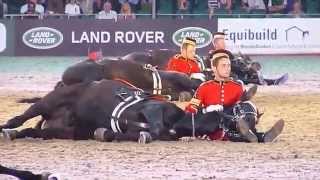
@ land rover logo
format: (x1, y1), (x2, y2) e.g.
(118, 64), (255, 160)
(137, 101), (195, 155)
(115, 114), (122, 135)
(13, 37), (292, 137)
(22, 27), (63, 49)
(172, 27), (212, 48)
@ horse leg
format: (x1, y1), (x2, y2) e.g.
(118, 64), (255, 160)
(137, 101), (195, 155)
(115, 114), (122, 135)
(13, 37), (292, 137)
(173, 112), (221, 138)
(0, 164), (43, 180)
(0, 102), (44, 131)
(2, 128), (75, 140)
(94, 128), (151, 143)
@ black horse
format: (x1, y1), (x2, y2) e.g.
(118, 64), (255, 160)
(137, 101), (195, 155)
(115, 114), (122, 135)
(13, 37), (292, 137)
(2, 79), (282, 144)
(0, 164), (59, 180)
(123, 49), (288, 85)
(61, 59), (198, 101)
(1, 80), (187, 143)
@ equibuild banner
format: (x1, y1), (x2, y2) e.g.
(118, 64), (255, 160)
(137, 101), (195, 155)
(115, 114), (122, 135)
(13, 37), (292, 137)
(15, 19), (217, 56)
(218, 18), (320, 55)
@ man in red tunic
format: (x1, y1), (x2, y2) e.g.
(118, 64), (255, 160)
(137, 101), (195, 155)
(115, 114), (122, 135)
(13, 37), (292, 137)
(185, 53), (284, 143)
(166, 37), (205, 81)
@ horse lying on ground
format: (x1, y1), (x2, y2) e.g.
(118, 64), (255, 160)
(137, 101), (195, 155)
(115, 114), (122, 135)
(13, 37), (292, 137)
(0, 164), (60, 180)
(123, 49), (288, 85)
(62, 59), (198, 101)
(2, 79), (283, 144)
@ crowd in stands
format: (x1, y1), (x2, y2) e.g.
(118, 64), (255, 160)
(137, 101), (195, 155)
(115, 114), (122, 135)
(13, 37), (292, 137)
(0, 0), (319, 19)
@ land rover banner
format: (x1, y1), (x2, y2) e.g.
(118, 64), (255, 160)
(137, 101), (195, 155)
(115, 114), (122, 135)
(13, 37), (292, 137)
(218, 18), (320, 55)
(15, 19), (217, 56)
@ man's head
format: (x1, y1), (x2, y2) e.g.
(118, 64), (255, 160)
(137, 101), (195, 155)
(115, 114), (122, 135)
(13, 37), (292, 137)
(180, 37), (196, 60)
(211, 53), (231, 81)
(212, 32), (226, 50)
(104, 2), (112, 12)
(70, 0), (76, 4)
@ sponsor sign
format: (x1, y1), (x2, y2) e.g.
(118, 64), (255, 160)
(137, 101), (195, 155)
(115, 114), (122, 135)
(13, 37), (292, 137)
(0, 23), (6, 52)
(218, 18), (320, 55)
(15, 19), (217, 56)
(172, 27), (213, 49)
(22, 27), (63, 49)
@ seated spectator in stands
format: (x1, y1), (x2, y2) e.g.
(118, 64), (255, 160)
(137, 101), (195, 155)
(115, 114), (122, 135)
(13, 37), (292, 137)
(288, 0), (303, 17)
(96, 1), (117, 21)
(267, 0), (287, 13)
(93, 0), (103, 14)
(0, 0), (3, 19)
(20, 0), (45, 14)
(118, 2), (136, 20)
(0, 0), (7, 18)
(47, 0), (65, 14)
(220, 0), (232, 13)
(208, 0), (219, 19)
(242, 0), (266, 12)
(77, 0), (93, 14)
(177, 0), (188, 19)
(65, 0), (81, 16)
(119, 0), (140, 13)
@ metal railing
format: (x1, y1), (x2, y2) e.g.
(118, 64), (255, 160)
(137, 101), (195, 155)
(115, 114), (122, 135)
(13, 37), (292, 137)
(2, 13), (320, 20)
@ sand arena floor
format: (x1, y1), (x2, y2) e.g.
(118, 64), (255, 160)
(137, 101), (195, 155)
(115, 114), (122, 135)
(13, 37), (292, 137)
(0, 89), (319, 180)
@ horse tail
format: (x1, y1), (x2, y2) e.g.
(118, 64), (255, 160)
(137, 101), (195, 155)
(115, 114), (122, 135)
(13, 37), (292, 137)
(17, 97), (42, 104)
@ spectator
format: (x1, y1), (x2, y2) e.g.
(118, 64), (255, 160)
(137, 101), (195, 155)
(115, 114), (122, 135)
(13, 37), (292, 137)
(242, 0), (266, 11)
(267, 0), (287, 13)
(0, 0), (3, 18)
(208, 0), (219, 19)
(20, 0), (45, 14)
(0, 0), (7, 18)
(96, 1), (117, 20)
(65, 0), (81, 16)
(288, 0), (303, 17)
(223, 0), (232, 13)
(78, 0), (93, 14)
(92, 0), (104, 14)
(47, 0), (65, 14)
(128, 0), (140, 13)
(118, 2), (136, 20)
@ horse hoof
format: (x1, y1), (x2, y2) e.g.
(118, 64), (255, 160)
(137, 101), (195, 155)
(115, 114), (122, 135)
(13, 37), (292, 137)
(42, 172), (61, 180)
(241, 84), (258, 101)
(138, 131), (152, 144)
(179, 136), (195, 142)
(94, 128), (107, 142)
(263, 119), (285, 143)
(237, 118), (258, 143)
(274, 73), (289, 85)
(2, 129), (17, 141)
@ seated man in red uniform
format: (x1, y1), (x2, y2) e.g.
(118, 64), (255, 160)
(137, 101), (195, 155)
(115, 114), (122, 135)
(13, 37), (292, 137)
(166, 37), (205, 82)
(185, 53), (284, 143)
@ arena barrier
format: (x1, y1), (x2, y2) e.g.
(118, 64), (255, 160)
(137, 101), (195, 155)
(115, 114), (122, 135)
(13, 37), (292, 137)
(0, 19), (217, 56)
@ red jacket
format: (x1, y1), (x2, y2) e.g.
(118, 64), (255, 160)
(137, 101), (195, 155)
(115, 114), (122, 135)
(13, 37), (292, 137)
(166, 54), (201, 76)
(185, 79), (243, 141)
(186, 80), (243, 112)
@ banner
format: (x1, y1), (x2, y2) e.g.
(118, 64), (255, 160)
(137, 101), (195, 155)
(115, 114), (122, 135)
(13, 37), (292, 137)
(218, 18), (320, 55)
(14, 19), (217, 56)
(0, 20), (14, 56)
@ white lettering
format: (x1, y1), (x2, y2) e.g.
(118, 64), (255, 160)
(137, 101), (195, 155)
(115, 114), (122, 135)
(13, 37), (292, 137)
(101, 32), (110, 43)
(155, 31), (164, 43)
(72, 31), (80, 43)
(126, 31), (135, 43)
(115, 31), (124, 43)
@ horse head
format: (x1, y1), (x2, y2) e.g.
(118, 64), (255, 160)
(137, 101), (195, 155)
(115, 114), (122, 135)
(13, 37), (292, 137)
(232, 101), (260, 129)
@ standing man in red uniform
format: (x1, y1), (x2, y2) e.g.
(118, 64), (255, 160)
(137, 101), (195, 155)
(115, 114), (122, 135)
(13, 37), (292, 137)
(166, 37), (206, 82)
(185, 53), (284, 143)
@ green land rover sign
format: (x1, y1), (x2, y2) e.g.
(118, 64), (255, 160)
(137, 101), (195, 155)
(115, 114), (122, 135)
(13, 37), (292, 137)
(172, 27), (213, 49)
